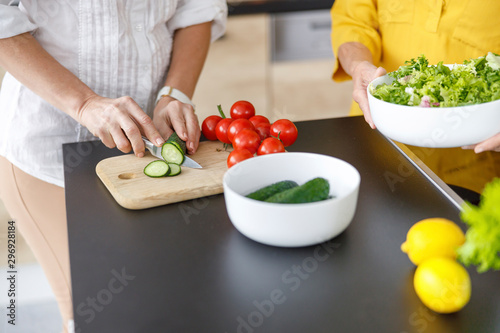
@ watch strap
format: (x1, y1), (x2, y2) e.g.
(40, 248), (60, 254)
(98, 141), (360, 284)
(155, 86), (195, 109)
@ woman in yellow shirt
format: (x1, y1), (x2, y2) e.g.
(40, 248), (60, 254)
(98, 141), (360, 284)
(331, 0), (500, 194)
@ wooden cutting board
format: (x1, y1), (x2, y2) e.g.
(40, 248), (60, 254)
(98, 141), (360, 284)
(96, 141), (232, 210)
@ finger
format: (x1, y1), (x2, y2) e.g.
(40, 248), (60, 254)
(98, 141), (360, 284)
(98, 129), (117, 149)
(365, 68), (386, 129)
(374, 66), (387, 79)
(109, 125), (133, 154)
(461, 145), (476, 150)
(169, 106), (189, 142)
(168, 105), (189, 142)
(353, 89), (376, 129)
(473, 132), (500, 153)
(363, 110), (376, 130)
(360, 69), (386, 129)
(121, 118), (146, 157)
(83, 96), (150, 155)
(156, 119), (174, 143)
(128, 103), (164, 147)
(156, 100), (189, 141)
(106, 96), (145, 155)
(361, 105), (376, 129)
(171, 121), (188, 142)
(183, 109), (200, 153)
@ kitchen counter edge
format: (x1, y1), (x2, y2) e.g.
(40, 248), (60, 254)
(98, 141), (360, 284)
(227, 0), (334, 15)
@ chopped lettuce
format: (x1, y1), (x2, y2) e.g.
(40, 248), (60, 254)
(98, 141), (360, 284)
(371, 53), (500, 107)
(457, 178), (500, 273)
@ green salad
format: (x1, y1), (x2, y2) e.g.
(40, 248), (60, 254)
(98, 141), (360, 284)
(370, 52), (500, 107)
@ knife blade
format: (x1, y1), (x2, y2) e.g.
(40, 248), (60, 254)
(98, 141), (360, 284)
(142, 137), (202, 169)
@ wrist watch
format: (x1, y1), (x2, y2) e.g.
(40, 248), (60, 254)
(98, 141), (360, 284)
(155, 86), (195, 109)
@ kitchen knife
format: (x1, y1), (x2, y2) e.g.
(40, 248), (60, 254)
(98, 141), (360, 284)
(142, 137), (202, 169)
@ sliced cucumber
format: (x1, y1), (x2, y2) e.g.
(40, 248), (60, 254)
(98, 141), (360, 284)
(161, 132), (186, 165)
(171, 141), (184, 155)
(246, 180), (299, 201)
(144, 160), (170, 178)
(265, 178), (330, 204)
(161, 142), (185, 164)
(167, 163), (181, 177)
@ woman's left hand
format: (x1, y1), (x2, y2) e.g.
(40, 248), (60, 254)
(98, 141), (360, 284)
(463, 133), (500, 153)
(153, 97), (200, 154)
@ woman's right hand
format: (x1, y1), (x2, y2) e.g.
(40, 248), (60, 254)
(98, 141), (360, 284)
(351, 61), (387, 129)
(76, 95), (165, 157)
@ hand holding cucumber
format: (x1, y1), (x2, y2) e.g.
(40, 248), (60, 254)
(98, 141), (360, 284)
(154, 96), (200, 155)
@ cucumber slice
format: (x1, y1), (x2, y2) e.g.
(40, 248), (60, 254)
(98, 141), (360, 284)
(171, 141), (184, 155)
(144, 160), (170, 178)
(161, 142), (185, 164)
(161, 132), (186, 164)
(246, 180), (299, 201)
(167, 163), (181, 177)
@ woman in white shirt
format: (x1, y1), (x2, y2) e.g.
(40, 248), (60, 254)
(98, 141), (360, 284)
(0, 1), (227, 332)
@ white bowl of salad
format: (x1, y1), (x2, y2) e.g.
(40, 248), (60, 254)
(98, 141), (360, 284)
(367, 53), (500, 148)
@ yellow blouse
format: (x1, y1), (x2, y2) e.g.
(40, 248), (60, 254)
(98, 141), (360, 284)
(332, 0), (500, 84)
(330, 0), (500, 194)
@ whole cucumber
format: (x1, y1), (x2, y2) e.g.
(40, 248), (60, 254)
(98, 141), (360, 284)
(246, 180), (299, 201)
(167, 132), (186, 155)
(265, 177), (330, 204)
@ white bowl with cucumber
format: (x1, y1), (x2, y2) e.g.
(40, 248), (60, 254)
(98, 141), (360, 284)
(223, 152), (360, 247)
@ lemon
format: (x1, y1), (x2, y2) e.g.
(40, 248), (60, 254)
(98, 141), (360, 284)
(401, 218), (465, 265)
(414, 257), (471, 313)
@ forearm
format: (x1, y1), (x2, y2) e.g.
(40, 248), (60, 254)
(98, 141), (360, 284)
(337, 42), (374, 77)
(0, 33), (95, 119)
(162, 22), (212, 99)
(152, 21), (211, 152)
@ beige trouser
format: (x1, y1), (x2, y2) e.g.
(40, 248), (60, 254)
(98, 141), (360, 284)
(0, 156), (72, 333)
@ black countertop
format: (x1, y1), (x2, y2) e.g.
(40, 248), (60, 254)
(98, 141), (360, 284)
(227, 0), (334, 15)
(64, 116), (500, 333)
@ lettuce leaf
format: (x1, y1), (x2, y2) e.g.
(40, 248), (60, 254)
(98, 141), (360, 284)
(371, 53), (500, 107)
(457, 178), (500, 273)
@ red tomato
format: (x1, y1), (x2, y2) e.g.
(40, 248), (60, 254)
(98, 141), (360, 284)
(215, 118), (234, 144)
(227, 149), (253, 168)
(257, 137), (286, 155)
(270, 119), (298, 147)
(254, 122), (271, 141)
(201, 115), (222, 141)
(227, 119), (255, 143)
(230, 100), (256, 120)
(249, 115), (270, 127)
(232, 129), (261, 155)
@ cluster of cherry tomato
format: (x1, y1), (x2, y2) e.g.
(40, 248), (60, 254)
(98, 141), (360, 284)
(201, 100), (298, 168)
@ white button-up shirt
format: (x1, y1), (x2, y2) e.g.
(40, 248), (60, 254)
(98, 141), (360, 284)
(0, 0), (227, 187)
